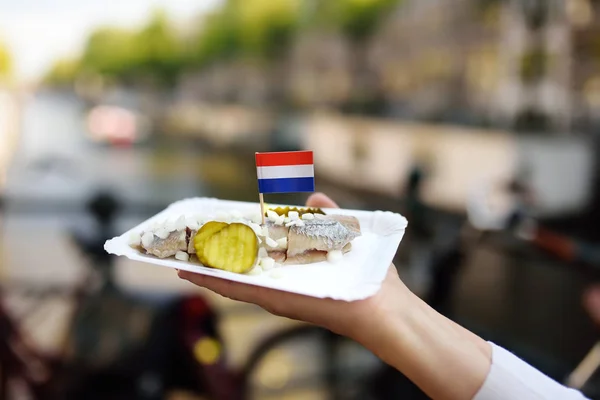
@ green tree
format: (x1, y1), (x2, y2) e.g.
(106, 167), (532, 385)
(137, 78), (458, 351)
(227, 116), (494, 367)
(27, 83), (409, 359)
(189, 0), (300, 65)
(44, 58), (80, 86)
(316, 0), (400, 42)
(237, 0), (301, 59)
(0, 39), (12, 81)
(77, 9), (183, 86)
(133, 9), (183, 84)
(80, 27), (139, 79)
(189, 4), (242, 66)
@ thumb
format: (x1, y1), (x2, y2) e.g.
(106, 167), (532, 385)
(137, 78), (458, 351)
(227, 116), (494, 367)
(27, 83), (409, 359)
(306, 192), (339, 209)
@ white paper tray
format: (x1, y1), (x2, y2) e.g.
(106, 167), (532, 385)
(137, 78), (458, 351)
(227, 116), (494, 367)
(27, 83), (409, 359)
(104, 198), (407, 301)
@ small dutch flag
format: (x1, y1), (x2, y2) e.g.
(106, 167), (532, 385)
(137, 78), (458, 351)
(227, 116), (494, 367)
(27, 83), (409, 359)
(255, 151), (315, 194)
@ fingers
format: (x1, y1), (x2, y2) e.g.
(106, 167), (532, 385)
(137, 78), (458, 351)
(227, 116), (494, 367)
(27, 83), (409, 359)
(306, 192), (339, 209)
(177, 269), (330, 322)
(178, 269), (265, 303)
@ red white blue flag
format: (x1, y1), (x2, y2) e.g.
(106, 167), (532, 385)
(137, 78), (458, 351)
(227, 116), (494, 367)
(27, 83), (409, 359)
(255, 151), (315, 194)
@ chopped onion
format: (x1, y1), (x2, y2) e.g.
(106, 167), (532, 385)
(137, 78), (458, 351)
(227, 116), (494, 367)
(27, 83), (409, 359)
(215, 211), (230, 222)
(156, 228), (170, 239)
(261, 226), (270, 237)
(175, 251), (189, 262)
(141, 232), (154, 247)
(276, 237), (287, 248)
(266, 237), (278, 248)
(301, 213), (314, 220)
(288, 211), (299, 220)
(163, 220), (176, 232)
(248, 266), (263, 276)
(185, 216), (199, 230)
(249, 223), (262, 236)
(327, 250), (343, 263)
(266, 210), (279, 222)
(175, 215), (186, 231)
(249, 213), (263, 224)
(129, 232), (141, 246)
(259, 257), (275, 270)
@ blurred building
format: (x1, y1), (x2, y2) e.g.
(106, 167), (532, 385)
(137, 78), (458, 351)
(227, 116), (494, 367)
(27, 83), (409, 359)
(287, 32), (353, 109)
(368, 0), (573, 132)
(570, 0), (600, 132)
(170, 0), (600, 137)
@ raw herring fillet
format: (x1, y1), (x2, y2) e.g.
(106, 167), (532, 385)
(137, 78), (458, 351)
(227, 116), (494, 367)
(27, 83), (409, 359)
(284, 215), (361, 264)
(143, 230), (188, 258)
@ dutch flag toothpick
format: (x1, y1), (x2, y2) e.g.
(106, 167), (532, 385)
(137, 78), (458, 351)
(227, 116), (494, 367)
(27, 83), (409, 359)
(255, 150), (315, 224)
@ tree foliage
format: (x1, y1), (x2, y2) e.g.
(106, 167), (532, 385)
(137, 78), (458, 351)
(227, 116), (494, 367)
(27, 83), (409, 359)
(315, 0), (401, 41)
(0, 39), (12, 81)
(189, 0), (301, 65)
(43, 0), (402, 86)
(45, 9), (183, 86)
(44, 58), (80, 86)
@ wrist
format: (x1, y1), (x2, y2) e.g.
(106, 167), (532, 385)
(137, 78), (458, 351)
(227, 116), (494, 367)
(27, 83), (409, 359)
(349, 282), (418, 358)
(354, 290), (492, 400)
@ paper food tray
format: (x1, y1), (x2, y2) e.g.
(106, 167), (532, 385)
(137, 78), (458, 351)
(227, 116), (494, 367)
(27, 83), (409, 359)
(104, 198), (407, 301)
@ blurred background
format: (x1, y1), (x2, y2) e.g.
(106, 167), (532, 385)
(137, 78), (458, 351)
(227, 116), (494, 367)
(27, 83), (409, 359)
(2, 0), (600, 398)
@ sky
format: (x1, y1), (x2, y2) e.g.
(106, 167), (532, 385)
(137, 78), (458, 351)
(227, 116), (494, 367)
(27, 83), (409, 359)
(0, 0), (222, 82)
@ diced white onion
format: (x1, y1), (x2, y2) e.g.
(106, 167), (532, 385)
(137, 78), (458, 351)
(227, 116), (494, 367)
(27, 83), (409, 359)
(288, 211), (299, 220)
(249, 213), (263, 224)
(151, 220), (163, 231)
(175, 251), (189, 261)
(258, 247), (268, 258)
(276, 237), (287, 248)
(215, 211), (230, 222)
(259, 257), (275, 270)
(286, 219), (304, 227)
(266, 237), (278, 248)
(327, 250), (343, 263)
(266, 210), (279, 222)
(175, 215), (186, 231)
(141, 232), (154, 247)
(156, 228), (171, 239)
(185, 216), (199, 230)
(248, 266), (263, 276)
(128, 232), (141, 246)
(301, 213), (314, 220)
(249, 223), (262, 236)
(261, 226), (270, 238)
(163, 220), (176, 232)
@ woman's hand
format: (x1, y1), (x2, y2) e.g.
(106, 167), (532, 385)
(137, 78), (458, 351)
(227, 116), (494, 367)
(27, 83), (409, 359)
(178, 193), (492, 400)
(177, 192), (411, 346)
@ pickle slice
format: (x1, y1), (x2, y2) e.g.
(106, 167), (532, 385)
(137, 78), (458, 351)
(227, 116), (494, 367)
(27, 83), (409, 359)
(194, 221), (228, 264)
(202, 223), (258, 273)
(266, 206), (326, 217)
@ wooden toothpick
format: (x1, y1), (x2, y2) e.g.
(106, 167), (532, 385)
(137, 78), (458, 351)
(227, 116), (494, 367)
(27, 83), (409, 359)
(259, 193), (265, 225)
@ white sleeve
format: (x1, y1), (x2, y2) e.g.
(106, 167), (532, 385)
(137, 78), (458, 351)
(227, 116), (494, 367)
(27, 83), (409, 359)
(473, 342), (589, 400)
